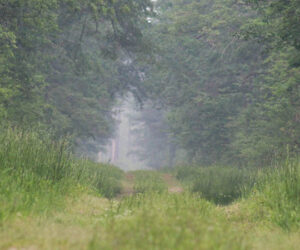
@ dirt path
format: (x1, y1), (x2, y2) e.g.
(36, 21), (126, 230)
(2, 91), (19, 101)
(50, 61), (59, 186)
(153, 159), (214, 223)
(117, 172), (135, 199)
(162, 173), (184, 194)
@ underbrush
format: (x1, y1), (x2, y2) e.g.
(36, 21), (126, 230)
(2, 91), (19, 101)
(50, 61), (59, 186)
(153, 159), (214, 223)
(76, 160), (123, 198)
(132, 170), (167, 194)
(0, 170), (69, 222)
(89, 192), (247, 250)
(0, 127), (123, 221)
(244, 159), (300, 230)
(175, 165), (256, 204)
(175, 160), (300, 230)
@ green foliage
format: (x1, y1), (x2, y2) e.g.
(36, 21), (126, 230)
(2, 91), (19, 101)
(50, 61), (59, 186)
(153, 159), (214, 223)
(176, 165), (256, 204)
(136, 0), (300, 167)
(0, 0), (153, 156)
(2, 0), (300, 166)
(89, 193), (248, 250)
(140, 0), (266, 166)
(245, 0), (300, 50)
(0, 127), (123, 221)
(0, 127), (73, 182)
(77, 160), (123, 198)
(133, 170), (167, 194)
(246, 159), (300, 230)
(2, 167), (300, 248)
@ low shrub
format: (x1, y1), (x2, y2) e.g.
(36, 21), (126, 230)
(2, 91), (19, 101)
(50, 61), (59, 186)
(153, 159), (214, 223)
(76, 160), (123, 198)
(176, 165), (256, 204)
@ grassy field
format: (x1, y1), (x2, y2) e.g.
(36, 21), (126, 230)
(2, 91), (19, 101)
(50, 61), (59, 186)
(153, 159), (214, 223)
(1, 180), (300, 250)
(1, 128), (300, 249)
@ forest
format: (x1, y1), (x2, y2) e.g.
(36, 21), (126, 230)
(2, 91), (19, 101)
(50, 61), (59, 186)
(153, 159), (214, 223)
(0, 0), (300, 249)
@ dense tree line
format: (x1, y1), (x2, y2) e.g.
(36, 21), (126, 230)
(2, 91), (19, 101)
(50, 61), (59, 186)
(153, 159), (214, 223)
(1, 0), (300, 166)
(0, 0), (153, 155)
(135, 0), (300, 167)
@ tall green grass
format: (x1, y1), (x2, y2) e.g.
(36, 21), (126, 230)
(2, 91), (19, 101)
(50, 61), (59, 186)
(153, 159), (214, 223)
(0, 128), (72, 181)
(132, 170), (167, 194)
(246, 159), (300, 230)
(0, 127), (123, 221)
(176, 165), (256, 204)
(175, 160), (300, 230)
(75, 160), (123, 198)
(88, 192), (247, 250)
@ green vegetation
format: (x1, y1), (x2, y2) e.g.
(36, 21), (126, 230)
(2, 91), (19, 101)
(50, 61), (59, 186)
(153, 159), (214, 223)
(2, 166), (300, 249)
(0, 129), (300, 248)
(174, 160), (300, 231)
(243, 160), (300, 230)
(2, 126), (299, 248)
(0, 0), (153, 158)
(133, 170), (167, 194)
(89, 193), (245, 250)
(78, 160), (123, 199)
(173, 160), (300, 230)
(176, 165), (256, 204)
(132, 0), (300, 168)
(1, 0), (300, 248)
(0, 127), (123, 222)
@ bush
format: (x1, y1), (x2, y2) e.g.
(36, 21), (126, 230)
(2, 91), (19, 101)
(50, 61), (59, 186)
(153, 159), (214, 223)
(176, 165), (256, 204)
(76, 160), (123, 198)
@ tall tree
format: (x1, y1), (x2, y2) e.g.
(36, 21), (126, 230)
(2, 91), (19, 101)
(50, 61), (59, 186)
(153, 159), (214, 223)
(0, 0), (154, 154)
